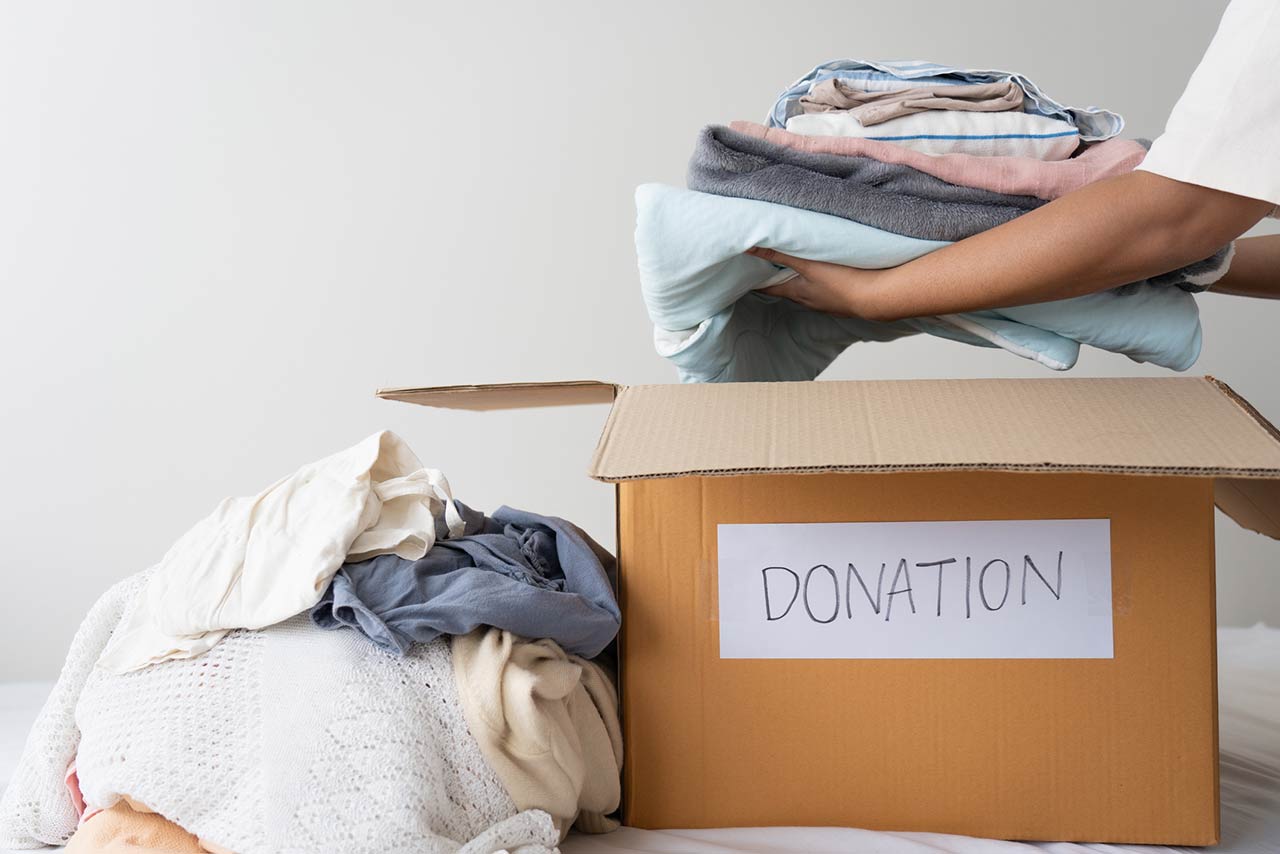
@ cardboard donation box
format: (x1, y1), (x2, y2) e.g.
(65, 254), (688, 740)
(379, 376), (1280, 846)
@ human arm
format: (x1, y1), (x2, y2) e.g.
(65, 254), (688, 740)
(1208, 234), (1280, 299)
(749, 170), (1274, 322)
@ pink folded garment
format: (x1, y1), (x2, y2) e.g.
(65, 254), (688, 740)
(64, 761), (86, 820)
(729, 120), (1146, 201)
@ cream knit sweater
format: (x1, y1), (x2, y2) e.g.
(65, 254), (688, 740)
(0, 573), (559, 854)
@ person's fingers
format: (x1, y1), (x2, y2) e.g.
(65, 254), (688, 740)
(747, 246), (813, 274)
(759, 275), (806, 300)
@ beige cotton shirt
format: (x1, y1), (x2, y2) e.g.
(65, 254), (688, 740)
(452, 628), (623, 841)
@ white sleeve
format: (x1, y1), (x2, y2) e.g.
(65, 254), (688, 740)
(1137, 0), (1280, 206)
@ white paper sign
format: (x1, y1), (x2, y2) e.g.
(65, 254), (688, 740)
(717, 519), (1112, 659)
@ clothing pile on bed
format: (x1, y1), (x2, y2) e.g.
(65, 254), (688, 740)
(636, 59), (1235, 383)
(0, 432), (622, 854)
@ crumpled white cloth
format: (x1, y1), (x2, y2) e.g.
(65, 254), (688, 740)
(97, 430), (464, 673)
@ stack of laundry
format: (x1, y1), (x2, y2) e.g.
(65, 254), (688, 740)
(0, 432), (622, 854)
(635, 59), (1235, 383)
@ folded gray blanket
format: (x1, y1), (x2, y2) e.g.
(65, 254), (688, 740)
(686, 123), (1043, 241)
(685, 125), (1231, 292)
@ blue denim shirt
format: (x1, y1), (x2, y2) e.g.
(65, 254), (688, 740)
(312, 502), (620, 659)
(768, 59), (1123, 142)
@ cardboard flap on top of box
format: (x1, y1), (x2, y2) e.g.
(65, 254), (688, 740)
(377, 379), (618, 410)
(377, 375), (1280, 538)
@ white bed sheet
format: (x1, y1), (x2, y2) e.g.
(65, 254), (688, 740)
(3, 627), (1276, 853)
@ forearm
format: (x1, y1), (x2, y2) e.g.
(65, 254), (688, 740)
(856, 171), (1273, 321)
(1208, 234), (1280, 298)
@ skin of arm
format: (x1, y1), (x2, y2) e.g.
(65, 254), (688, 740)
(1209, 234), (1280, 298)
(749, 170), (1276, 322)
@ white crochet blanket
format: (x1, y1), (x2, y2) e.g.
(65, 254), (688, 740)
(0, 572), (560, 854)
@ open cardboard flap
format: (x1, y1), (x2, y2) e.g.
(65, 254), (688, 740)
(377, 380), (617, 410)
(378, 376), (1280, 538)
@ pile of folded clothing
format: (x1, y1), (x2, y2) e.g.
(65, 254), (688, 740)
(635, 58), (1235, 383)
(0, 432), (622, 854)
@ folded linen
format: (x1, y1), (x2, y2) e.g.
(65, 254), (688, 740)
(767, 58), (1123, 142)
(785, 109), (1081, 159)
(730, 121), (1147, 201)
(799, 79), (1024, 126)
(96, 431), (467, 674)
(311, 501), (620, 659)
(453, 628), (622, 841)
(687, 124), (1042, 241)
(637, 184), (1220, 382)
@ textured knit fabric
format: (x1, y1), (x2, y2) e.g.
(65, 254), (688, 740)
(687, 124), (1042, 241)
(785, 109), (1081, 160)
(453, 629), (622, 841)
(96, 431), (466, 674)
(312, 502), (620, 659)
(0, 576), (137, 849)
(0, 575), (560, 854)
(1137, 0), (1280, 207)
(799, 79), (1023, 126)
(637, 184), (1220, 382)
(767, 58), (1123, 141)
(64, 762), (85, 820)
(731, 121), (1147, 201)
(65, 799), (226, 853)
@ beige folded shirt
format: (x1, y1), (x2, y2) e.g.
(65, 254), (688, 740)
(452, 628), (622, 841)
(799, 78), (1024, 126)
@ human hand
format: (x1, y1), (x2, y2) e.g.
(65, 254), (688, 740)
(746, 247), (890, 319)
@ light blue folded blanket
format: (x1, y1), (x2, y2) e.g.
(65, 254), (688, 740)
(637, 184), (1205, 383)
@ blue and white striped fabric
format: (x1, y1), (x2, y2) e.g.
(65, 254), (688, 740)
(784, 110), (1081, 159)
(768, 59), (1124, 142)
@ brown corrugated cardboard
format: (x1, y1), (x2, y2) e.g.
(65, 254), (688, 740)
(588, 376), (1280, 476)
(381, 375), (1280, 844)
(617, 471), (1219, 843)
(380, 376), (1280, 538)
(378, 380), (616, 410)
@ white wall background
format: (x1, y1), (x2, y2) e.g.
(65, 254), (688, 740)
(1, 1), (1276, 680)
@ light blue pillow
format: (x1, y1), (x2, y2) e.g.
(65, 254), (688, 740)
(636, 185), (1202, 383)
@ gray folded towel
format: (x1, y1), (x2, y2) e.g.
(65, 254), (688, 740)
(687, 123), (1043, 241)
(686, 125), (1230, 291)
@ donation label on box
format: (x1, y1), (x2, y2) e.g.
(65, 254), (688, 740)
(717, 519), (1113, 659)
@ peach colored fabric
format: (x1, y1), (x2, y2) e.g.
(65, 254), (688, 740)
(799, 79), (1024, 126)
(64, 799), (233, 854)
(729, 120), (1146, 200)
